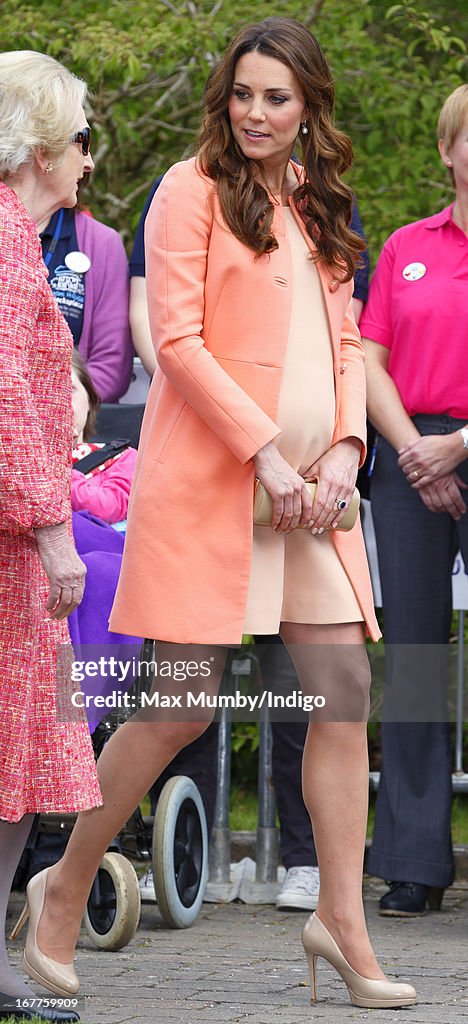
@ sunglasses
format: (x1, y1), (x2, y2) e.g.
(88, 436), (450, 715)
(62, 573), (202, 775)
(70, 126), (91, 156)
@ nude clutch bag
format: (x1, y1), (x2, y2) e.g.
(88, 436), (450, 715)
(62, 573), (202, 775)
(253, 480), (360, 531)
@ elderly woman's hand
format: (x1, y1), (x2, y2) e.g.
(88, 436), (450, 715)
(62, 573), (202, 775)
(34, 523), (87, 619)
(253, 441), (313, 533)
(303, 437), (361, 534)
(398, 432), (467, 488)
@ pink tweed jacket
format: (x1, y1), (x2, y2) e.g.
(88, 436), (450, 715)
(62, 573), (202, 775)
(0, 181), (101, 821)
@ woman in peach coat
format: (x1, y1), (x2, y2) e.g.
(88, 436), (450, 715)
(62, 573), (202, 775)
(19, 18), (416, 1010)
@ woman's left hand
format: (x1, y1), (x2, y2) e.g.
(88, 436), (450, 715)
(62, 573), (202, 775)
(398, 432), (466, 488)
(303, 437), (361, 534)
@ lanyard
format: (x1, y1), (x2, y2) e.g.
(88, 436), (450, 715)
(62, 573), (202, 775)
(43, 208), (65, 268)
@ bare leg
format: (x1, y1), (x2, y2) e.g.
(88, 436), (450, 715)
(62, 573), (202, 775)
(0, 814), (37, 997)
(37, 643), (225, 963)
(280, 621), (385, 980)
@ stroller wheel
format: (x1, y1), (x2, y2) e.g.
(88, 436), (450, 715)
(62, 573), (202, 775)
(84, 852), (141, 950)
(152, 775), (208, 928)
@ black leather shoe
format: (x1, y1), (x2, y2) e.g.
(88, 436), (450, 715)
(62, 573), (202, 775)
(379, 881), (444, 917)
(0, 993), (79, 1022)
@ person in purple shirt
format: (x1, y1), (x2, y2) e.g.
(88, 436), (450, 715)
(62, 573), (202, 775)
(39, 196), (133, 402)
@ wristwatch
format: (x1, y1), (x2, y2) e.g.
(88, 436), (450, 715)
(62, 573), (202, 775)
(461, 426), (468, 449)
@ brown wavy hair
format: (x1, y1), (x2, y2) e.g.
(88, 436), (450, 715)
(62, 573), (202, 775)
(72, 349), (100, 441)
(197, 17), (364, 281)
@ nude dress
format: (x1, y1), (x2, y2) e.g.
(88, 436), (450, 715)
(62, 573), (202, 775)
(243, 208), (363, 634)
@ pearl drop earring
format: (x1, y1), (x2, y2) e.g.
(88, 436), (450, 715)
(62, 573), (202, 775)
(45, 163), (53, 174)
(301, 121), (309, 135)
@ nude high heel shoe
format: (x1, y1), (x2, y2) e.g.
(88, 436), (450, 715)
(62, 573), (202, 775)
(301, 913), (417, 1008)
(10, 867), (79, 997)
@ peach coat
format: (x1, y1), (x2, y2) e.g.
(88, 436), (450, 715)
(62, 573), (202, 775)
(109, 158), (380, 644)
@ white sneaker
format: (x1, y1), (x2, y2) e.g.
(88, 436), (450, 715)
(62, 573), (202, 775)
(139, 867), (157, 902)
(276, 865), (320, 911)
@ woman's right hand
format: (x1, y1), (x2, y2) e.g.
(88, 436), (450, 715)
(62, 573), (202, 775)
(253, 441), (313, 532)
(34, 522), (87, 619)
(418, 472), (467, 520)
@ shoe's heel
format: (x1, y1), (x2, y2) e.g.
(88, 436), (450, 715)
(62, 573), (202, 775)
(9, 901), (29, 941)
(428, 886), (444, 910)
(306, 952), (318, 1003)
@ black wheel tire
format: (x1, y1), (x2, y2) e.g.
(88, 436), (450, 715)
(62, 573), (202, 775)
(152, 775), (208, 928)
(84, 852), (141, 950)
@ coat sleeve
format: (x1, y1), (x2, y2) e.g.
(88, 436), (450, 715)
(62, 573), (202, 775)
(80, 219), (134, 402)
(335, 288), (368, 465)
(145, 160), (280, 465)
(0, 217), (70, 532)
(71, 448), (137, 524)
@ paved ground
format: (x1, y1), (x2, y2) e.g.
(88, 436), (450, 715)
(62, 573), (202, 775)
(7, 876), (468, 1024)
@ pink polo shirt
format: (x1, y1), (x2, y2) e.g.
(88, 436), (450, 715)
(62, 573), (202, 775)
(360, 205), (468, 418)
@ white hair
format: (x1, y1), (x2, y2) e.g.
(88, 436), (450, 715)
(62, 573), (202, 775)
(0, 50), (87, 177)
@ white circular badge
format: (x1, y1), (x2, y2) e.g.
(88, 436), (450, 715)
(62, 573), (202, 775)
(402, 261), (426, 282)
(65, 251), (91, 274)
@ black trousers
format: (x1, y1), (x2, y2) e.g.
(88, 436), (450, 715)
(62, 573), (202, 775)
(257, 636), (318, 869)
(271, 718), (318, 868)
(366, 415), (468, 888)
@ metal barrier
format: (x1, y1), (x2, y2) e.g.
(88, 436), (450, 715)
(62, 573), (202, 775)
(207, 700), (232, 885)
(256, 699), (280, 883)
(207, 656), (280, 897)
(455, 611), (467, 790)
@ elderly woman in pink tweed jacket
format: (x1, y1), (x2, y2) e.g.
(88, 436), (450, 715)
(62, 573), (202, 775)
(0, 50), (101, 1019)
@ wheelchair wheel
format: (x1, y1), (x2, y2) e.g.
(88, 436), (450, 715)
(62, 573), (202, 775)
(152, 775), (208, 928)
(84, 852), (141, 950)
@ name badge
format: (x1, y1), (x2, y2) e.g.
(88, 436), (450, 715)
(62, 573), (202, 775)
(65, 251), (91, 274)
(402, 262), (426, 282)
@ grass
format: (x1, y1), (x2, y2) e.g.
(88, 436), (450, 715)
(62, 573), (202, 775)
(1, 1019), (57, 1024)
(230, 785), (259, 831)
(229, 786), (468, 844)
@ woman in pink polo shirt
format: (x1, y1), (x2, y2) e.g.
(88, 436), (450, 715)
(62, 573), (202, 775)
(361, 84), (468, 917)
